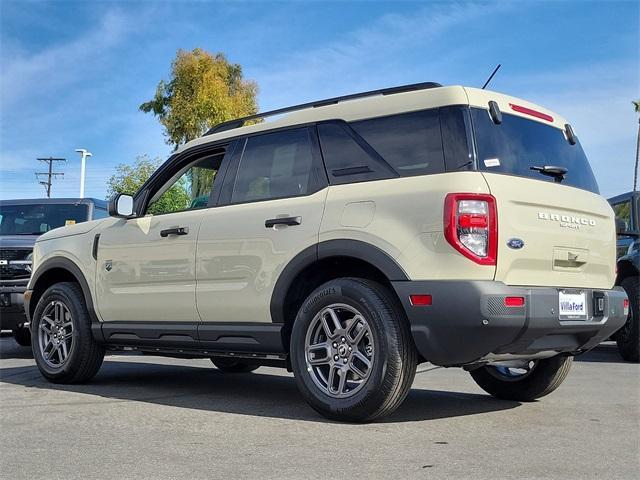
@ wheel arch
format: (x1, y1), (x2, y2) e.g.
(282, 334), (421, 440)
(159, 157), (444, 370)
(270, 239), (409, 350)
(28, 258), (99, 330)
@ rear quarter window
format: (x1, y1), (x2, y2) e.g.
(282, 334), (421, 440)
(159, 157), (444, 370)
(350, 109), (445, 176)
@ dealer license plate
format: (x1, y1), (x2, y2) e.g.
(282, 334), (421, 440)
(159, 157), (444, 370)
(559, 290), (587, 320)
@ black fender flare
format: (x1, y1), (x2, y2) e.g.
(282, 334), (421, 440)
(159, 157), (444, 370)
(269, 239), (408, 324)
(28, 257), (100, 328)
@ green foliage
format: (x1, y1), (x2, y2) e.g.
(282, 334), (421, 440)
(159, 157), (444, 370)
(139, 48), (259, 149)
(613, 202), (631, 229)
(106, 155), (190, 215)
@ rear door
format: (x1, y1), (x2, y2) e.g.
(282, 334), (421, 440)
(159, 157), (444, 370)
(471, 106), (616, 289)
(195, 127), (328, 325)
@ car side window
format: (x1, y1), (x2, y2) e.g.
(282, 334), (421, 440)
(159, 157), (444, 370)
(231, 128), (315, 203)
(317, 122), (396, 185)
(146, 152), (224, 216)
(351, 109), (446, 176)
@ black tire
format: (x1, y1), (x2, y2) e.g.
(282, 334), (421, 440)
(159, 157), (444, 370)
(470, 355), (573, 402)
(211, 358), (259, 373)
(615, 276), (639, 363)
(12, 326), (31, 347)
(32, 282), (105, 384)
(290, 278), (417, 422)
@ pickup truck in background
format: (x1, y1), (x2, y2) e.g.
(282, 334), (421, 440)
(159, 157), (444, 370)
(0, 198), (108, 346)
(609, 191), (639, 362)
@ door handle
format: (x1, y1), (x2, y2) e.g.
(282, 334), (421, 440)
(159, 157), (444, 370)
(265, 216), (302, 228)
(160, 226), (189, 237)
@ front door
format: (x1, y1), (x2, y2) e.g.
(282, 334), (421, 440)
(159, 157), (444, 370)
(95, 147), (228, 323)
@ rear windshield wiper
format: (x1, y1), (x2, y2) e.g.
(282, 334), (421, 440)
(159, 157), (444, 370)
(530, 165), (568, 183)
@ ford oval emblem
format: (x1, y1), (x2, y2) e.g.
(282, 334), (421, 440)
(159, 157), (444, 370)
(507, 238), (525, 250)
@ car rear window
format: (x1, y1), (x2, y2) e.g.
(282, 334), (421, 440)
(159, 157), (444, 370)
(471, 108), (599, 193)
(350, 109), (445, 177)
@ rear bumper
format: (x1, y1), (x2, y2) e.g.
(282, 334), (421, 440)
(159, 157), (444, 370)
(0, 282), (28, 330)
(392, 280), (628, 367)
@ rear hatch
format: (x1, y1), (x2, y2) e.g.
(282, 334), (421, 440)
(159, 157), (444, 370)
(469, 99), (616, 289)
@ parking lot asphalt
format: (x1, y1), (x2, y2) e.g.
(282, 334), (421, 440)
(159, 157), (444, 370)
(0, 334), (638, 480)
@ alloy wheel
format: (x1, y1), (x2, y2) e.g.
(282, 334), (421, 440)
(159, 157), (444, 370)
(304, 303), (375, 398)
(38, 300), (74, 368)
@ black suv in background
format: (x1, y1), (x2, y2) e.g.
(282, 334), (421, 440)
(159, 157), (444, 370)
(0, 198), (108, 346)
(609, 191), (639, 362)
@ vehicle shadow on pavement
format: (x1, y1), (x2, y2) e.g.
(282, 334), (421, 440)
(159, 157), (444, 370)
(0, 334), (32, 359)
(0, 357), (520, 423)
(573, 342), (627, 363)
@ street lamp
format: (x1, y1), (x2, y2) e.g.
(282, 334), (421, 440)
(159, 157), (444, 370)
(75, 149), (92, 198)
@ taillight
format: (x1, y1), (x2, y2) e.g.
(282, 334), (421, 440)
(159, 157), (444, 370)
(444, 193), (497, 265)
(624, 298), (630, 316)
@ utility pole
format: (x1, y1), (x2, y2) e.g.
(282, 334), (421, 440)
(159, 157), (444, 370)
(35, 157), (66, 198)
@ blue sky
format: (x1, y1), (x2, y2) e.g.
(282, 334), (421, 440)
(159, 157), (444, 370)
(0, 0), (637, 200)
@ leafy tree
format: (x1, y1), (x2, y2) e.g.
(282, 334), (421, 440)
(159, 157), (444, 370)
(106, 155), (190, 215)
(139, 48), (258, 149)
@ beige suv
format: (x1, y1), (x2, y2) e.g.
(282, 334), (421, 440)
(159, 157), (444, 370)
(24, 82), (628, 422)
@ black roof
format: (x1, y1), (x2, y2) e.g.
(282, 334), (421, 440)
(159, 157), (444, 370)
(608, 191), (639, 204)
(0, 197), (107, 207)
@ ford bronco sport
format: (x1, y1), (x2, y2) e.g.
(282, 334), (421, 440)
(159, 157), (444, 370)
(24, 83), (628, 422)
(0, 198), (108, 346)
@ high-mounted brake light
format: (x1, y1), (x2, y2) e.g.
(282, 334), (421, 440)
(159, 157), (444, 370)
(509, 103), (554, 123)
(444, 193), (497, 265)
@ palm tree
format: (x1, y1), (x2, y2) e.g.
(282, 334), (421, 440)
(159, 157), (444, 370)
(634, 99), (640, 192)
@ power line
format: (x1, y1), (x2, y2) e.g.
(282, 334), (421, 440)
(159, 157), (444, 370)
(35, 157), (66, 198)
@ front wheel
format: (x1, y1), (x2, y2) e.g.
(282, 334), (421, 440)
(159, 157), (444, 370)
(470, 356), (573, 401)
(290, 278), (417, 422)
(32, 282), (105, 384)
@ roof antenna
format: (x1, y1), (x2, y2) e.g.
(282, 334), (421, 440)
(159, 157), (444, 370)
(482, 64), (501, 89)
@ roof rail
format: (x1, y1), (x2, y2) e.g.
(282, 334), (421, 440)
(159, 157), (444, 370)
(205, 81), (442, 135)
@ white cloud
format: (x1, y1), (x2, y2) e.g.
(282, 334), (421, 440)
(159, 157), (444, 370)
(249, 2), (512, 109)
(0, 8), (134, 108)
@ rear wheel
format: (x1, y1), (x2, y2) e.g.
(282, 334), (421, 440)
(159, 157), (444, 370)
(615, 276), (639, 363)
(12, 326), (31, 347)
(32, 282), (105, 384)
(470, 356), (573, 401)
(211, 358), (259, 373)
(290, 278), (417, 422)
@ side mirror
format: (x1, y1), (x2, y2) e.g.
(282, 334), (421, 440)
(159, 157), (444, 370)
(108, 194), (134, 218)
(615, 218), (628, 235)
